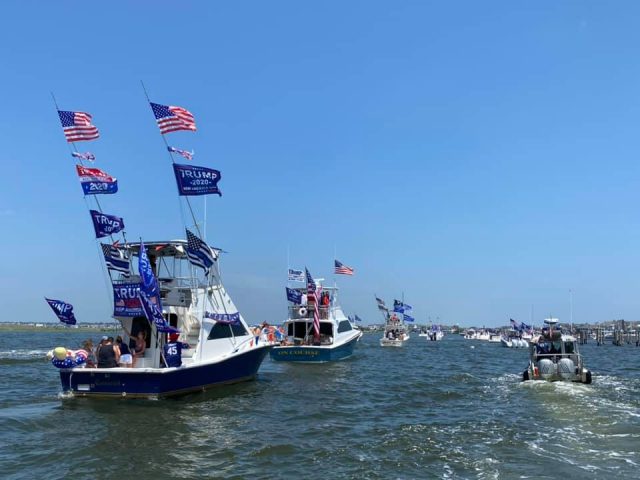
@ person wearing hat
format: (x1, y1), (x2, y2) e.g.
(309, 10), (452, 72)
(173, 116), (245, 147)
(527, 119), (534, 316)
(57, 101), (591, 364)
(163, 333), (190, 368)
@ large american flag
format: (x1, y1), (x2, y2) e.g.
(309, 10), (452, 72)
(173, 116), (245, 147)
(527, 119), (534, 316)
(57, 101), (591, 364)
(150, 102), (196, 134)
(305, 268), (320, 338)
(58, 111), (100, 142)
(334, 259), (354, 275)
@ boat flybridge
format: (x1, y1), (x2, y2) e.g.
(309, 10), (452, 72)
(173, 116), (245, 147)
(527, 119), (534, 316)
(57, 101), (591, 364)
(270, 281), (363, 363)
(522, 317), (592, 384)
(58, 240), (270, 398)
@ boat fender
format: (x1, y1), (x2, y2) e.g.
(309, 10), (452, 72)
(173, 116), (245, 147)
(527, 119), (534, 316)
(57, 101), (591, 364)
(298, 307), (308, 317)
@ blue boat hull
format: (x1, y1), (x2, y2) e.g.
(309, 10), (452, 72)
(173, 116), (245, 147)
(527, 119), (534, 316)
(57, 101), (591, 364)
(270, 334), (360, 363)
(59, 346), (270, 398)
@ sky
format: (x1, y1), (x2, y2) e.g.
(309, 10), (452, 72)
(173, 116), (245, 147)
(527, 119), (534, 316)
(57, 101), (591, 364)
(2, 1), (640, 327)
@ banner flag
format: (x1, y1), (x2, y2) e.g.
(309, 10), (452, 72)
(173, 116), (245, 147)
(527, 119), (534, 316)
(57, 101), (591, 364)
(204, 311), (241, 325)
(173, 164), (222, 196)
(76, 165), (117, 195)
(90, 210), (125, 238)
(286, 287), (302, 304)
(45, 297), (77, 325)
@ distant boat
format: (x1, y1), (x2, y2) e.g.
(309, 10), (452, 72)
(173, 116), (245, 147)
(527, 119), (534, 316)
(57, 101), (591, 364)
(522, 317), (592, 383)
(379, 298), (412, 347)
(270, 279), (362, 363)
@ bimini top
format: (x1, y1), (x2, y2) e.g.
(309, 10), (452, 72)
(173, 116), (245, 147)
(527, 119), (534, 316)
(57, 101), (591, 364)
(123, 240), (222, 260)
(543, 317), (559, 326)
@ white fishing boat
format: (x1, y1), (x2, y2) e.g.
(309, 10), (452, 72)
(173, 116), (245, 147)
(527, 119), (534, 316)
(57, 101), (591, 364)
(48, 97), (270, 398)
(422, 324), (444, 341)
(379, 298), (413, 347)
(270, 278), (362, 363)
(522, 318), (592, 383)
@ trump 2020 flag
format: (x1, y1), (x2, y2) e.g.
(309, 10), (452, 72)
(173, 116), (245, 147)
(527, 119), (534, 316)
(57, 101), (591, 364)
(403, 313), (415, 322)
(90, 210), (125, 238)
(76, 165), (118, 195)
(138, 241), (159, 298)
(286, 287), (302, 304)
(186, 229), (215, 275)
(288, 268), (304, 282)
(45, 298), (77, 325)
(173, 164), (222, 196)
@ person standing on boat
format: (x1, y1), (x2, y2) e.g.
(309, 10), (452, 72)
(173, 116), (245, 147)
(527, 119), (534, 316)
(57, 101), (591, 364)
(97, 337), (120, 368)
(163, 333), (190, 368)
(116, 336), (133, 368)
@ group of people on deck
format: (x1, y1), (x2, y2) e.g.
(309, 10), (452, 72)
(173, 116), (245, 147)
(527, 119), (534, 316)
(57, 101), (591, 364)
(81, 330), (147, 368)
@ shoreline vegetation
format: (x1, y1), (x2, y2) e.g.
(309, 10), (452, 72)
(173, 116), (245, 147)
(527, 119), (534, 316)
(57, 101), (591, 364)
(0, 322), (118, 333)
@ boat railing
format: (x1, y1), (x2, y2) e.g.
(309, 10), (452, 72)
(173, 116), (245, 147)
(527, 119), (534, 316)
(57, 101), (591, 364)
(289, 305), (330, 320)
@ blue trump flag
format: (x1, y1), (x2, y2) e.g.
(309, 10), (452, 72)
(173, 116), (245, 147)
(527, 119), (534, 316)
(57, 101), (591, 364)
(45, 297), (77, 325)
(138, 241), (159, 298)
(90, 210), (125, 238)
(173, 164), (222, 196)
(403, 313), (415, 322)
(138, 289), (178, 333)
(204, 311), (241, 325)
(286, 287), (302, 304)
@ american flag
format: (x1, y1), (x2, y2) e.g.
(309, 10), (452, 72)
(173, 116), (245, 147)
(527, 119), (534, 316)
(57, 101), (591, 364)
(101, 243), (130, 276)
(167, 146), (194, 160)
(305, 268), (320, 338)
(71, 151), (96, 162)
(334, 259), (354, 275)
(150, 102), (196, 134)
(185, 229), (215, 275)
(58, 111), (100, 142)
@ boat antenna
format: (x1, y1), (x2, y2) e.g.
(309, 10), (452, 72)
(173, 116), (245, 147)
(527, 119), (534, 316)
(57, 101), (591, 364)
(569, 289), (573, 332)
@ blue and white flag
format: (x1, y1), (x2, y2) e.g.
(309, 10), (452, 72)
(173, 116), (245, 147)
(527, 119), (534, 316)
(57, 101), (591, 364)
(173, 164), (222, 196)
(45, 297), (77, 325)
(167, 146), (194, 161)
(71, 151), (96, 162)
(138, 241), (159, 298)
(204, 311), (241, 325)
(101, 243), (130, 277)
(510, 318), (520, 330)
(403, 313), (415, 322)
(90, 210), (125, 238)
(186, 229), (215, 275)
(76, 165), (117, 195)
(288, 268), (305, 282)
(286, 287), (302, 304)
(354, 314), (363, 322)
(139, 289), (177, 333)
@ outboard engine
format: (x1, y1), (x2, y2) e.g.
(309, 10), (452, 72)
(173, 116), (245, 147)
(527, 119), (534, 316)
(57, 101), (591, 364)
(538, 358), (556, 379)
(557, 358), (575, 380)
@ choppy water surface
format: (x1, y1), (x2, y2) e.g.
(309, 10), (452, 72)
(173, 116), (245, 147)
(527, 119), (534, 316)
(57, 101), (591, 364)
(1, 331), (638, 479)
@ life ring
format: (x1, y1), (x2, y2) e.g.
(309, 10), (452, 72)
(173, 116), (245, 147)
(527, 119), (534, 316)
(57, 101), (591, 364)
(298, 307), (308, 317)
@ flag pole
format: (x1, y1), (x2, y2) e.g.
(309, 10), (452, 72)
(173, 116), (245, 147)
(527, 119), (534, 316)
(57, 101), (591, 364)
(140, 81), (201, 238)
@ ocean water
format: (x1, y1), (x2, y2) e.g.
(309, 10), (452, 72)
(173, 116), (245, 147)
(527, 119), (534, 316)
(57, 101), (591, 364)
(0, 330), (639, 479)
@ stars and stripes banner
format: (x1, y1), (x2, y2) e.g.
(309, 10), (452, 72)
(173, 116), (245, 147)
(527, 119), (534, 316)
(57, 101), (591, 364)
(101, 243), (130, 276)
(204, 311), (241, 325)
(186, 229), (215, 275)
(76, 165), (118, 195)
(45, 297), (77, 325)
(89, 210), (125, 238)
(173, 164), (222, 196)
(58, 110), (100, 142)
(71, 151), (96, 162)
(305, 268), (320, 337)
(288, 268), (305, 282)
(334, 259), (354, 275)
(167, 146), (194, 160)
(286, 287), (302, 304)
(150, 102), (196, 134)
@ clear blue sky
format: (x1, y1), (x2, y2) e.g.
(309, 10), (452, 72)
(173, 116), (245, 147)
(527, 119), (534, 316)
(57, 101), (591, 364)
(2, 1), (640, 327)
